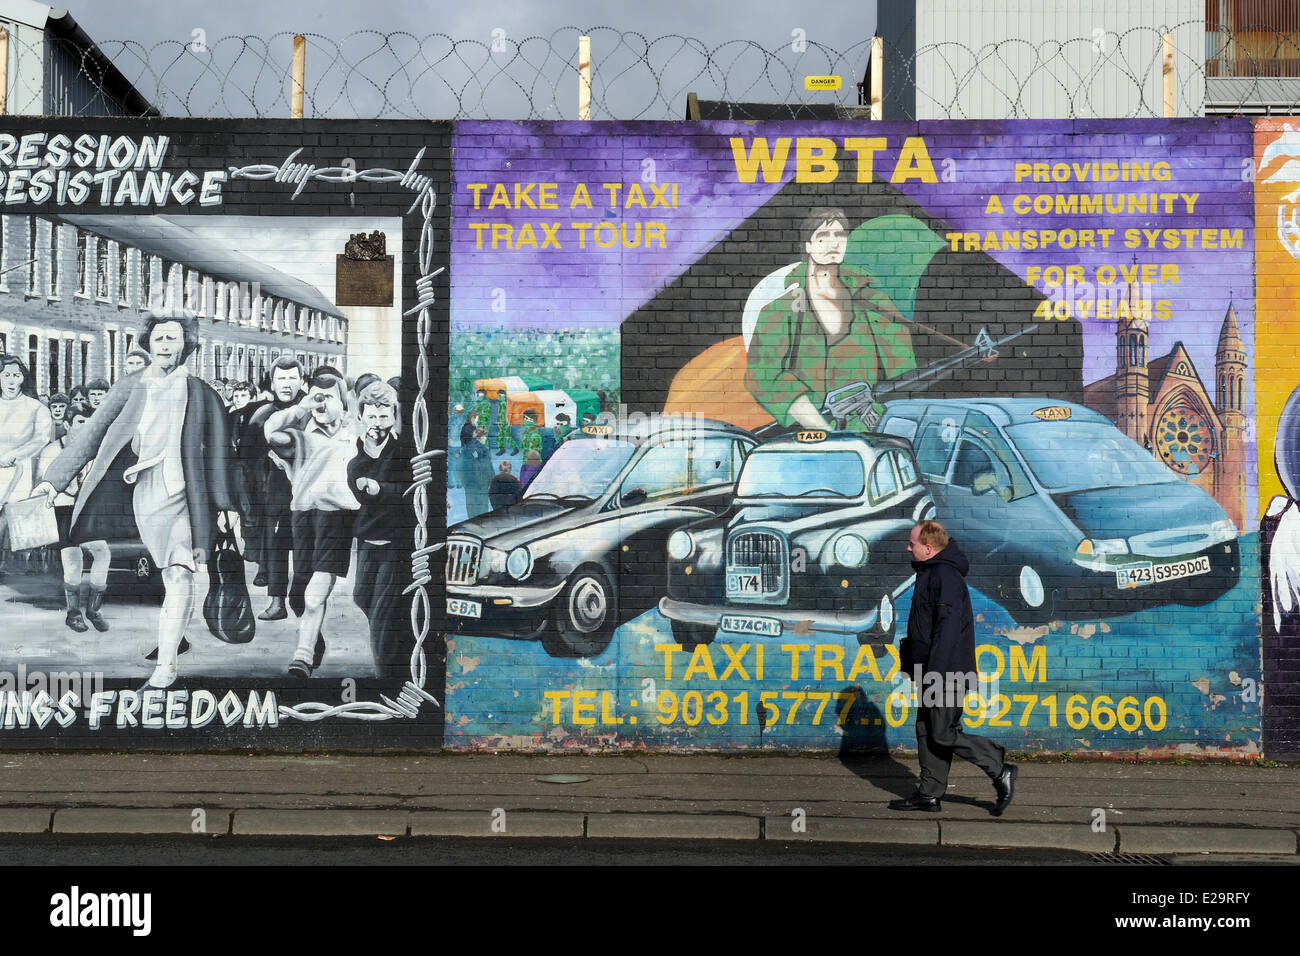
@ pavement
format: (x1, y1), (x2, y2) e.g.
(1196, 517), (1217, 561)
(0, 751), (1296, 857)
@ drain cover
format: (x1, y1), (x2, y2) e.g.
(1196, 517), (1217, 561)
(1089, 852), (1171, 865)
(535, 774), (591, 784)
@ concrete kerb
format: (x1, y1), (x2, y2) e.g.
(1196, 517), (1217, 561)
(0, 808), (53, 834)
(1116, 826), (1299, 855)
(940, 820), (1118, 853)
(410, 811), (584, 838)
(232, 809), (410, 837)
(586, 813), (760, 840)
(53, 808), (231, 835)
(763, 816), (938, 844)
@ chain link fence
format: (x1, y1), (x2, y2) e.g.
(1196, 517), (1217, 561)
(15, 21), (1300, 121)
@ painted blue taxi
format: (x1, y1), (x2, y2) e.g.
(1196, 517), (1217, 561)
(875, 398), (1240, 622)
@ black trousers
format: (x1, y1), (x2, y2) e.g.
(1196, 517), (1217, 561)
(915, 705), (1005, 799)
(354, 540), (413, 677)
(261, 510), (306, 611)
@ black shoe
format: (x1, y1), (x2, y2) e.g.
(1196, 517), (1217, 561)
(286, 655), (313, 679)
(253, 571), (268, 588)
(65, 609), (88, 633)
(992, 763), (1018, 816)
(889, 792), (941, 812)
(145, 638), (191, 661)
(313, 632), (325, 669)
(84, 587), (110, 633)
(258, 599), (288, 621)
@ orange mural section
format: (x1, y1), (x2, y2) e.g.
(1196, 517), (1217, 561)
(1255, 118), (1300, 510)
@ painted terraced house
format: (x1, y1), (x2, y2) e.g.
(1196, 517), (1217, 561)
(0, 213), (348, 396)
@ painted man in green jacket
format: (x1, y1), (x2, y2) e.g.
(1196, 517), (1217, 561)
(745, 207), (917, 430)
(520, 408), (543, 458)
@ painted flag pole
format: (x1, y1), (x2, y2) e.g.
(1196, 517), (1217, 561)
(291, 34), (306, 119)
(578, 35), (592, 120)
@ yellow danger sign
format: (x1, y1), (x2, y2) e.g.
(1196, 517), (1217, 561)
(804, 75), (842, 91)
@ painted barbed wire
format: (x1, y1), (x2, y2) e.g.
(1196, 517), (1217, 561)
(226, 147), (443, 722)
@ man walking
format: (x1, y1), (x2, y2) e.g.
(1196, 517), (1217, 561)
(889, 520), (1017, 815)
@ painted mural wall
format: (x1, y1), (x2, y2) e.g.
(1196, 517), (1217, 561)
(0, 116), (1295, 757)
(445, 118), (1279, 758)
(0, 119), (448, 748)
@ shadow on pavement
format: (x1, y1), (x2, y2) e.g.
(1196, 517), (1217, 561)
(835, 684), (916, 799)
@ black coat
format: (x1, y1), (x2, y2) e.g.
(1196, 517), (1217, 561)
(906, 541), (977, 678)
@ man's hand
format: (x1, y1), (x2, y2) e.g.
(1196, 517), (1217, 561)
(0, 455), (16, 468)
(789, 394), (833, 431)
(359, 478), (381, 497)
(30, 482), (57, 507)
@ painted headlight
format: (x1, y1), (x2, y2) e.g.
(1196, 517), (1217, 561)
(833, 533), (869, 567)
(1076, 538), (1128, 556)
(668, 530), (694, 561)
(1209, 519), (1237, 542)
(506, 547), (533, 580)
(481, 547), (507, 575)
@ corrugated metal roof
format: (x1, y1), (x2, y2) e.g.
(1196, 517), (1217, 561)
(1206, 76), (1300, 110)
(691, 99), (872, 120)
(58, 214), (344, 317)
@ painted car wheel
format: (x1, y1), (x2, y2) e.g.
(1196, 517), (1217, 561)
(545, 567), (617, 658)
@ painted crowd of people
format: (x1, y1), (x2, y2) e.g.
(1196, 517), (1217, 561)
(452, 392), (594, 519)
(0, 315), (417, 688)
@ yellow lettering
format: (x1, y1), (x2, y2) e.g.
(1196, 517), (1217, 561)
(843, 137), (886, 182)
(795, 137), (839, 183)
(683, 644), (718, 681)
(730, 137), (791, 183)
(813, 644), (845, 682)
(890, 136), (937, 183)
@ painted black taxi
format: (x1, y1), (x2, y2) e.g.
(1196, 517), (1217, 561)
(445, 418), (757, 657)
(658, 430), (935, 647)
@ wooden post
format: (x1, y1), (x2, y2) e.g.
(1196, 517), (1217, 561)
(291, 35), (306, 119)
(1162, 31), (1175, 117)
(578, 35), (591, 120)
(870, 35), (883, 121)
(0, 29), (9, 116)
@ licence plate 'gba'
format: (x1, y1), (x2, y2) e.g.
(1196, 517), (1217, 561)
(447, 598), (482, 618)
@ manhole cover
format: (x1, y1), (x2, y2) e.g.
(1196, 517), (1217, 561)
(1089, 852), (1171, 865)
(535, 774), (591, 784)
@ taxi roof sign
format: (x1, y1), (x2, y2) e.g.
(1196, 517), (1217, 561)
(581, 424), (614, 436)
(1032, 406), (1072, 421)
(796, 430), (828, 442)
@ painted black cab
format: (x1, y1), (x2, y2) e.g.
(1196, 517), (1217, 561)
(445, 417), (757, 657)
(658, 430), (935, 646)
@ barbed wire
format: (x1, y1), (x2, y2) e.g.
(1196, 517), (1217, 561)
(16, 22), (1300, 122)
